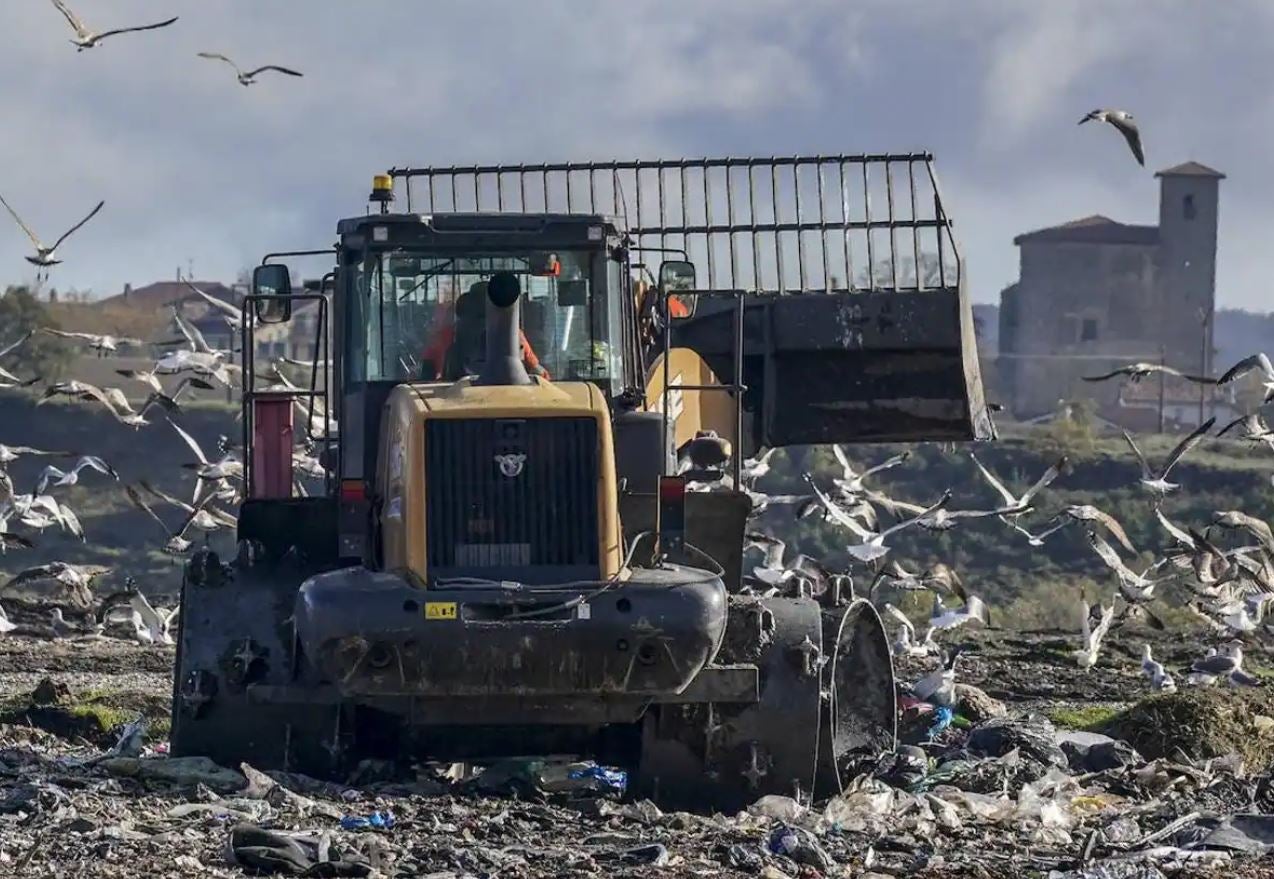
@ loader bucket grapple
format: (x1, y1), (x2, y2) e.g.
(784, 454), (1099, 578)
(170, 152), (991, 813)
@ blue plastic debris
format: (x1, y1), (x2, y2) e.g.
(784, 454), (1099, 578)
(340, 810), (395, 831)
(926, 705), (955, 740)
(567, 764), (628, 793)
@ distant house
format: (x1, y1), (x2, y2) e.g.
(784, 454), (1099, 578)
(998, 161), (1224, 427)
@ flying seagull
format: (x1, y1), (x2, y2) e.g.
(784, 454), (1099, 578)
(1122, 418), (1215, 498)
(0, 194), (104, 277)
(1073, 593), (1115, 669)
(1216, 352), (1274, 403)
(181, 278), (241, 330)
(929, 594), (989, 632)
(40, 329), (143, 356)
(1053, 504), (1136, 553)
(0, 332), (33, 385)
(1008, 519), (1073, 547)
(882, 603), (938, 659)
(969, 452), (1066, 518)
(0, 444), (74, 466)
(1217, 413), (1274, 448)
(1078, 108), (1145, 166)
(739, 448), (778, 485)
(830, 447), (910, 495)
(1, 561), (110, 608)
(49, 0), (178, 51)
(198, 52), (304, 86)
(35, 455), (117, 495)
(1083, 362), (1210, 385)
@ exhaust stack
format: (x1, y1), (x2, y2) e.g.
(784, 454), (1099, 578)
(476, 271), (532, 386)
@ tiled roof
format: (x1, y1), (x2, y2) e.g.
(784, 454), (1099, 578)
(1013, 214), (1159, 246)
(1155, 161), (1225, 179)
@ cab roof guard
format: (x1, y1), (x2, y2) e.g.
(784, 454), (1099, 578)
(387, 154), (960, 295)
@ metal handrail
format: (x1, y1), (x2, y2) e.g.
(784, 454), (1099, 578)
(387, 154), (961, 296)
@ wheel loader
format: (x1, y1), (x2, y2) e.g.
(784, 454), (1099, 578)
(170, 153), (993, 810)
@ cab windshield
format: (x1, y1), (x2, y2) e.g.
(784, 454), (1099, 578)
(346, 248), (623, 390)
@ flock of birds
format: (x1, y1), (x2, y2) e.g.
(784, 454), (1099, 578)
(2, 1), (304, 282)
(0, 279), (331, 644)
(681, 349), (1274, 711)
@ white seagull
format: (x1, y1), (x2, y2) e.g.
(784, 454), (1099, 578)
(1078, 108), (1145, 166)
(1122, 418), (1214, 498)
(35, 455), (117, 495)
(198, 52), (304, 86)
(830, 447), (910, 495)
(0, 332), (33, 385)
(969, 452), (1067, 518)
(40, 328), (143, 356)
(128, 592), (177, 646)
(911, 647), (964, 707)
(1073, 593), (1115, 669)
(181, 278), (241, 330)
(1190, 641), (1258, 687)
(842, 492), (952, 563)
(1139, 644), (1176, 693)
(49, 0), (178, 51)
(739, 448), (777, 485)
(929, 594), (989, 632)
(1083, 361), (1210, 385)
(1216, 352), (1274, 403)
(0, 194), (104, 277)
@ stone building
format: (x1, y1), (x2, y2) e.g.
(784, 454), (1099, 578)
(998, 161), (1224, 423)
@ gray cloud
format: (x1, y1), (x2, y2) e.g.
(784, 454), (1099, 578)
(0, 1), (1269, 309)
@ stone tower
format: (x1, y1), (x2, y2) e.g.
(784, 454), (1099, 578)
(1154, 161), (1224, 376)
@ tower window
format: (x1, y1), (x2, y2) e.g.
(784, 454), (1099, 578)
(1080, 318), (1098, 342)
(1183, 194), (1196, 220)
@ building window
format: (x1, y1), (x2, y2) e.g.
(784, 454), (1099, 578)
(1080, 318), (1098, 342)
(1183, 194), (1196, 220)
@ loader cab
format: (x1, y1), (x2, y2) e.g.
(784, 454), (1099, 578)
(331, 213), (637, 488)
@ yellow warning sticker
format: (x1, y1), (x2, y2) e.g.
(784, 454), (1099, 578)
(425, 602), (457, 620)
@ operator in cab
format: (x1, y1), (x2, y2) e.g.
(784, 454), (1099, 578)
(420, 279), (550, 381)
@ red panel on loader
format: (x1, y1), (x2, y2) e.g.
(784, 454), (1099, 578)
(251, 397), (294, 499)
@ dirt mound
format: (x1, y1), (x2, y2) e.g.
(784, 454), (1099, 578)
(1103, 688), (1274, 770)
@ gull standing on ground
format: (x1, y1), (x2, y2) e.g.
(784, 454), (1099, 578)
(1190, 641), (1258, 687)
(0, 194), (103, 278)
(911, 647), (964, 707)
(48, 0), (177, 51)
(1216, 352), (1274, 403)
(198, 52), (304, 86)
(1140, 644), (1177, 693)
(128, 592), (176, 646)
(1078, 109), (1145, 166)
(1122, 418), (1215, 499)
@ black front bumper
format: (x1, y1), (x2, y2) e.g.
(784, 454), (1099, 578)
(295, 564), (727, 701)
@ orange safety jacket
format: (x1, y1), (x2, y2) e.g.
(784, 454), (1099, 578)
(420, 322), (548, 380)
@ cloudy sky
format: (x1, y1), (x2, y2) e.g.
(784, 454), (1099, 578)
(0, 1), (1269, 308)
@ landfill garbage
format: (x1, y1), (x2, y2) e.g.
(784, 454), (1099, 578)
(1172, 813), (1274, 854)
(956, 683), (1008, 722)
(968, 714), (1070, 768)
(748, 794), (808, 822)
(565, 762), (628, 794)
(227, 823), (372, 876)
(768, 822), (834, 872)
(339, 810), (395, 831)
(100, 755), (248, 791)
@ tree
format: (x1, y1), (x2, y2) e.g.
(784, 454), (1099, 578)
(0, 286), (72, 381)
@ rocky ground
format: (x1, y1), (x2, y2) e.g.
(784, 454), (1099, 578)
(0, 625), (1270, 877)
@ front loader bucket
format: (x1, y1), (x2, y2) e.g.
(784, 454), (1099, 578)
(670, 288), (994, 449)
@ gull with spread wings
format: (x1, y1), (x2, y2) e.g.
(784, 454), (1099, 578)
(1083, 361), (1210, 385)
(1078, 108), (1145, 166)
(0, 194), (103, 278)
(1122, 418), (1214, 498)
(48, 0), (177, 51)
(40, 329), (143, 356)
(1216, 352), (1274, 403)
(969, 452), (1067, 519)
(198, 52), (304, 87)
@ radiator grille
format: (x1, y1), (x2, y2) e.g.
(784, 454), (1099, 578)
(425, 417), (600, 582)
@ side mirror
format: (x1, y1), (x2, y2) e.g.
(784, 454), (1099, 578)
(253, 264), (293, 324)
(658, 259), (697, 319)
